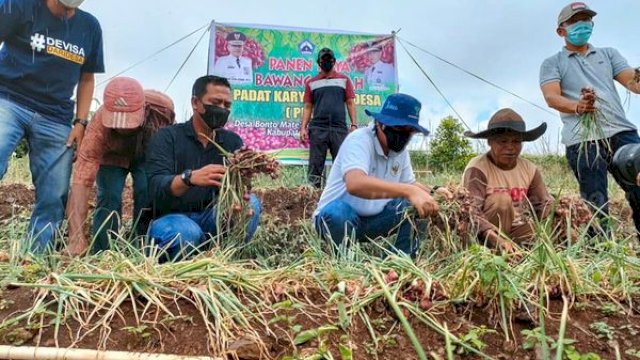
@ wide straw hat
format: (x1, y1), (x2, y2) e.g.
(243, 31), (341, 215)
(464, 108), (546, 142)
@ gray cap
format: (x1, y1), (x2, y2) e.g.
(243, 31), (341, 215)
(557, 2), (597, 26)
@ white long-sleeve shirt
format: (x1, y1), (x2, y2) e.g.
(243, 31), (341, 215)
(213, 55), (253, 84)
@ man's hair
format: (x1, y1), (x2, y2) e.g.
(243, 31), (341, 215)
(192, 75), (231, 99)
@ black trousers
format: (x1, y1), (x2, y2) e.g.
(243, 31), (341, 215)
(566, 130), (640, 237)
(308, 126), (348, 188)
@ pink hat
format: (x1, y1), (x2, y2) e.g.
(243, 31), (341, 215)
(102, 77), (145, 129)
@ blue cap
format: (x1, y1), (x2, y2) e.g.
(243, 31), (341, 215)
(365, 93), (429, 135)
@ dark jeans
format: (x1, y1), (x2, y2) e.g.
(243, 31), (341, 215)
(308, 126), (348, 188)
(148, 194), (262, 262)
(92, 162), (148, 253)
(314, 198), (426, 258)
(566, 130), (640, 236)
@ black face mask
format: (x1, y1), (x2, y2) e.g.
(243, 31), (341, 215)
(319, 59), (334, 72)
(199, 104), (230, 129)
(383, 126), (413, 153)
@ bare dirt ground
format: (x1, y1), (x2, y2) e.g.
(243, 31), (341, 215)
(1, 184), (639, 359)
(2, 285), (640, 359)
(0, 184), (632, 225)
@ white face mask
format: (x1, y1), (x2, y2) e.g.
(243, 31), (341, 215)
(58, 0), (85, 8)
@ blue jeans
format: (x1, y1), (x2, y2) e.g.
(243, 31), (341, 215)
(92, 161), (148, 253)
(148, 194), (262, 262)
(0, 98), (73, 252)
(314, 198), (426, 257)
(566, 130), (640, 236)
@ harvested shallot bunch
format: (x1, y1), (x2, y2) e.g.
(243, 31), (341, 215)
(216, 146), (280, 245)
(554, 196), (593, 241)
(430, 186), (475, 241)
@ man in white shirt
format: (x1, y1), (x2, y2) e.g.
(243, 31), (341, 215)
(314, 93), (439, 257)
(213, 31), (253, 85)
(364, 42), (395, 91)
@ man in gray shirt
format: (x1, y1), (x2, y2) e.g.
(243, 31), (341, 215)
(540, 2), (640, 236)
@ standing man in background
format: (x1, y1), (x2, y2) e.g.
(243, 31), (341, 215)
(300, 48), (358, 188)
(0, 0), (104, 252)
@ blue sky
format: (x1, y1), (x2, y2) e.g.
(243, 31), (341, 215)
(82, 0), (640, 153)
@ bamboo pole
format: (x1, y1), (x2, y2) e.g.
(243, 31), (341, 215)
(0, 345), (222, 360)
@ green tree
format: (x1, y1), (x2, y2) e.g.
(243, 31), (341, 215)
(428, 116), (475, 172)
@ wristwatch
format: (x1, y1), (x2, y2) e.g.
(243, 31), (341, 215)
(180, 169), (193, 187)
(73, 118), (88, 127)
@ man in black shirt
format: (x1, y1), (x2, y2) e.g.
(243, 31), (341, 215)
(146, 75), (261, 261)
(300, 48), (358, 188)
